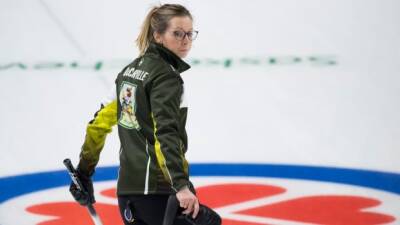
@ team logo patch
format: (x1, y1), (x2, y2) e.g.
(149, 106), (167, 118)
(118, 81), (140, 130)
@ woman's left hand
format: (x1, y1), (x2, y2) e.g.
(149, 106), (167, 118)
(176, 185), (200, 218)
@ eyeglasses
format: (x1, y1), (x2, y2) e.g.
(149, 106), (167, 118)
(171, 29), (199, 41)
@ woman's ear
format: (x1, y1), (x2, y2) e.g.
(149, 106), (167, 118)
(153, 32), (163, 44)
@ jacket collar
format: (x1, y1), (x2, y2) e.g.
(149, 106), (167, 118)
(146, 42), (191, 73)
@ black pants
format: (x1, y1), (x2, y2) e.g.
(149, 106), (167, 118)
(118, 194), (198, 225)
(118, 194), (221, 225)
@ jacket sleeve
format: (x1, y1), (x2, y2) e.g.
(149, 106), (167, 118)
(149, 72), (189, 192)
(78, 90), (118, 176)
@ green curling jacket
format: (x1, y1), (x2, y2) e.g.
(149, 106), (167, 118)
(78, 42), (191, 195)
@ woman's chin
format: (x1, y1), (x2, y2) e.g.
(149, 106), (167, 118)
(177, 50), (190, 58)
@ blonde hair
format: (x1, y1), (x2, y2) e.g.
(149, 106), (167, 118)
(136, 4), (192, 56)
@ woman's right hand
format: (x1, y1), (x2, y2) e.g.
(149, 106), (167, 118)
(176, 185), (199, 218)
(69, 169), (95, 206)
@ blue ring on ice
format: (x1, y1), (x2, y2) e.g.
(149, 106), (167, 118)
(1, 163), (399, 203)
